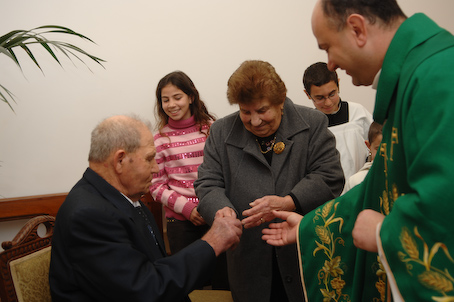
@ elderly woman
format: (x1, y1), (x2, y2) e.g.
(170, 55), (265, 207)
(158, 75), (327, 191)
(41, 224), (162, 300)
(194, 60), (344, 302)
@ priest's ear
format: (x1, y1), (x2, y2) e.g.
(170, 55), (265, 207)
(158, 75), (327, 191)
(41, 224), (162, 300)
(346, 13), (368, 48)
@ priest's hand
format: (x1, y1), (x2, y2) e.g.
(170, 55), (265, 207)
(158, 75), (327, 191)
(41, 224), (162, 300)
(261, 210), (303, 246)
(352, 209), (385, 252)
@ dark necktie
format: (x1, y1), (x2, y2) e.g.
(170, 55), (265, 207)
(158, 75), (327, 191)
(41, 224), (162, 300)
(135, 206), (166, 256)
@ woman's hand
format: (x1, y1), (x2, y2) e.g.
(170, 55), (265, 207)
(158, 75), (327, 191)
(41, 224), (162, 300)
(262, 210), (303, 246)
(189, 208), (206, 226)
(216, 206), (238, 219)
(241, 195), (295, 229)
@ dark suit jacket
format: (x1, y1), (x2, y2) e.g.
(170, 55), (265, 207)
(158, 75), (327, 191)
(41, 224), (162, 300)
(49, 168), (216, 302)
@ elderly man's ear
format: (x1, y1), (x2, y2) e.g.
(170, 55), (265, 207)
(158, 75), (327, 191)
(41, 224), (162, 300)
(113, 150), (127, 173)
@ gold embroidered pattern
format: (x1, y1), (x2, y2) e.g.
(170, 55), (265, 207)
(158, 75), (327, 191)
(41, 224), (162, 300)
(313, 200), (350, 302)
(390, 127), (399, 161)
(373, 256), (387, 302)
(375, 126), (402, 300)
(379, 142), (388, 173)
(398, 226), (454, 301)
(378, 127), (402, 216)
(379, 183), (402, 216)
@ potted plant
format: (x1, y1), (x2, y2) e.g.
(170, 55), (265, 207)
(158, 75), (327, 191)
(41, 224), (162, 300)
(0, 25), (105, 112)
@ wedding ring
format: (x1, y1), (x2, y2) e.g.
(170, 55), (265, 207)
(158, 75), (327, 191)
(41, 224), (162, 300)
(260, 218), (265, 224)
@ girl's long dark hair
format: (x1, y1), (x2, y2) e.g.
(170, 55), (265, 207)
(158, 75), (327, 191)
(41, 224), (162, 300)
(155, 71), (216, 135)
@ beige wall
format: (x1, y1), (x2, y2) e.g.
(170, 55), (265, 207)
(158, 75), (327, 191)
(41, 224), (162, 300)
(0, 0), (453, 246)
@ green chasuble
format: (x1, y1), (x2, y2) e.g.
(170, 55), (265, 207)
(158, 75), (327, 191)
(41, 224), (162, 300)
(297, 14), (454, 302)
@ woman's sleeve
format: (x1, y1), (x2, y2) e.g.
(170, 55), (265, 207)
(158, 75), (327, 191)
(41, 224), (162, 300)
(195, 120), (237, 225)
(291, 112), (345, 214)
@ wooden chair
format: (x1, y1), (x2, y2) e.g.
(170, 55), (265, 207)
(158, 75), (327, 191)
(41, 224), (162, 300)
(0, 215), (55, 302)
(188, 289), (233, 302)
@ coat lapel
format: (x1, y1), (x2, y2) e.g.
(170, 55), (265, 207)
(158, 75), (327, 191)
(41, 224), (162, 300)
(271, 98), (310, 177)
(83, 168), (166, 259)
(225, 113), (269, 166)
(225, 98), (310, 177)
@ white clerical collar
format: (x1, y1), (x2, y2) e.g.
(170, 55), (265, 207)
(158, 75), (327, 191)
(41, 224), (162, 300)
(372, 69), (381, 90)
(121, 193), (140, 207)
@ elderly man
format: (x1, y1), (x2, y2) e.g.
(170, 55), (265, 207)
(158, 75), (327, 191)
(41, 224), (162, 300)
(263, 0), (454, 301)
(49, 115), (242, 302)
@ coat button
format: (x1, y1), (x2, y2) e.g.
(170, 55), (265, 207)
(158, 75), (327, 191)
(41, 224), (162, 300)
(285, 276), (293, 283)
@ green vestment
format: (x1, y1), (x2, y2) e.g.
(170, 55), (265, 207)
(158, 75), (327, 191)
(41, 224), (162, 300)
(298, 14), (454, 302)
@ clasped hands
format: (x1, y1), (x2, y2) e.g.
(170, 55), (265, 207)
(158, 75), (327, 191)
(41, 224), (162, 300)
(210, 198), (385, 253)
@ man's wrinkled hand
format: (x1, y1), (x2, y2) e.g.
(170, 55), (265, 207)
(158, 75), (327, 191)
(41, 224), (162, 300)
(202, 209), (242, 256)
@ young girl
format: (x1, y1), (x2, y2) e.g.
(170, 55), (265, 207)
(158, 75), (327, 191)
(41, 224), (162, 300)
(150, 70), (216, 254)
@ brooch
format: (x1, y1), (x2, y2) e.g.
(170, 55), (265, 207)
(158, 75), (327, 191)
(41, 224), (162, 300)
(273, 142), (285, 154)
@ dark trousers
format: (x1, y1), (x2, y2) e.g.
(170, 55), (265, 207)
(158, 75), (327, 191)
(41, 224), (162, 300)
(270, 247), (289, 302)
(166, 218), (229, 290)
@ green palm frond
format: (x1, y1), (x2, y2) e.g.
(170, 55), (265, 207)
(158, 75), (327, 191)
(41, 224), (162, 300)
(0, 25), (105, 112)
(0, 84), (16, 112)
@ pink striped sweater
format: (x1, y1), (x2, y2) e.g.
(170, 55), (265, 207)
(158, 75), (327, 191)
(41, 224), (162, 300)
(150, 115), (211, 221)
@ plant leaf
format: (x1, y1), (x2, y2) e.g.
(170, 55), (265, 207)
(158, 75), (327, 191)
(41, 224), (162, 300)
(0, 25), (106, 111)
(0, 84), (16, 112)
(19, 43), (43, 70)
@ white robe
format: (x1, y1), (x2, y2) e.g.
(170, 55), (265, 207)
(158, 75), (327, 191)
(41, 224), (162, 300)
(341, 161), (373, 195)
(329, 101), (372, 181)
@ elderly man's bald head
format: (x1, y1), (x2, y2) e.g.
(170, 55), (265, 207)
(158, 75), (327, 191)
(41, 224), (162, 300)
(88, 115), (152, 163)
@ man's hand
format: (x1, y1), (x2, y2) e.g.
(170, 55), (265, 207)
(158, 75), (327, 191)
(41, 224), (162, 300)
(261, 210), (303, 246)
(202, 207), (242, 256)
(242, 195), (295, 229)
(352, 209), (385, 252)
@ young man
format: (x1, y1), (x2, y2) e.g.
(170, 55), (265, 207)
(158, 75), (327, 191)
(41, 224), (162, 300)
(303, 62), (372, 180)
(49, 115), (242, 302)
(263, 0), (454, 301)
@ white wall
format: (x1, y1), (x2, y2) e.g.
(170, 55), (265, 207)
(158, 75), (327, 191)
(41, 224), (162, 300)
(0, 0), (453, 246)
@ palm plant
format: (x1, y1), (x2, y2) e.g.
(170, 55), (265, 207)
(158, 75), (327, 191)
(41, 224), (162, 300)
(0, 25), (105, 112)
